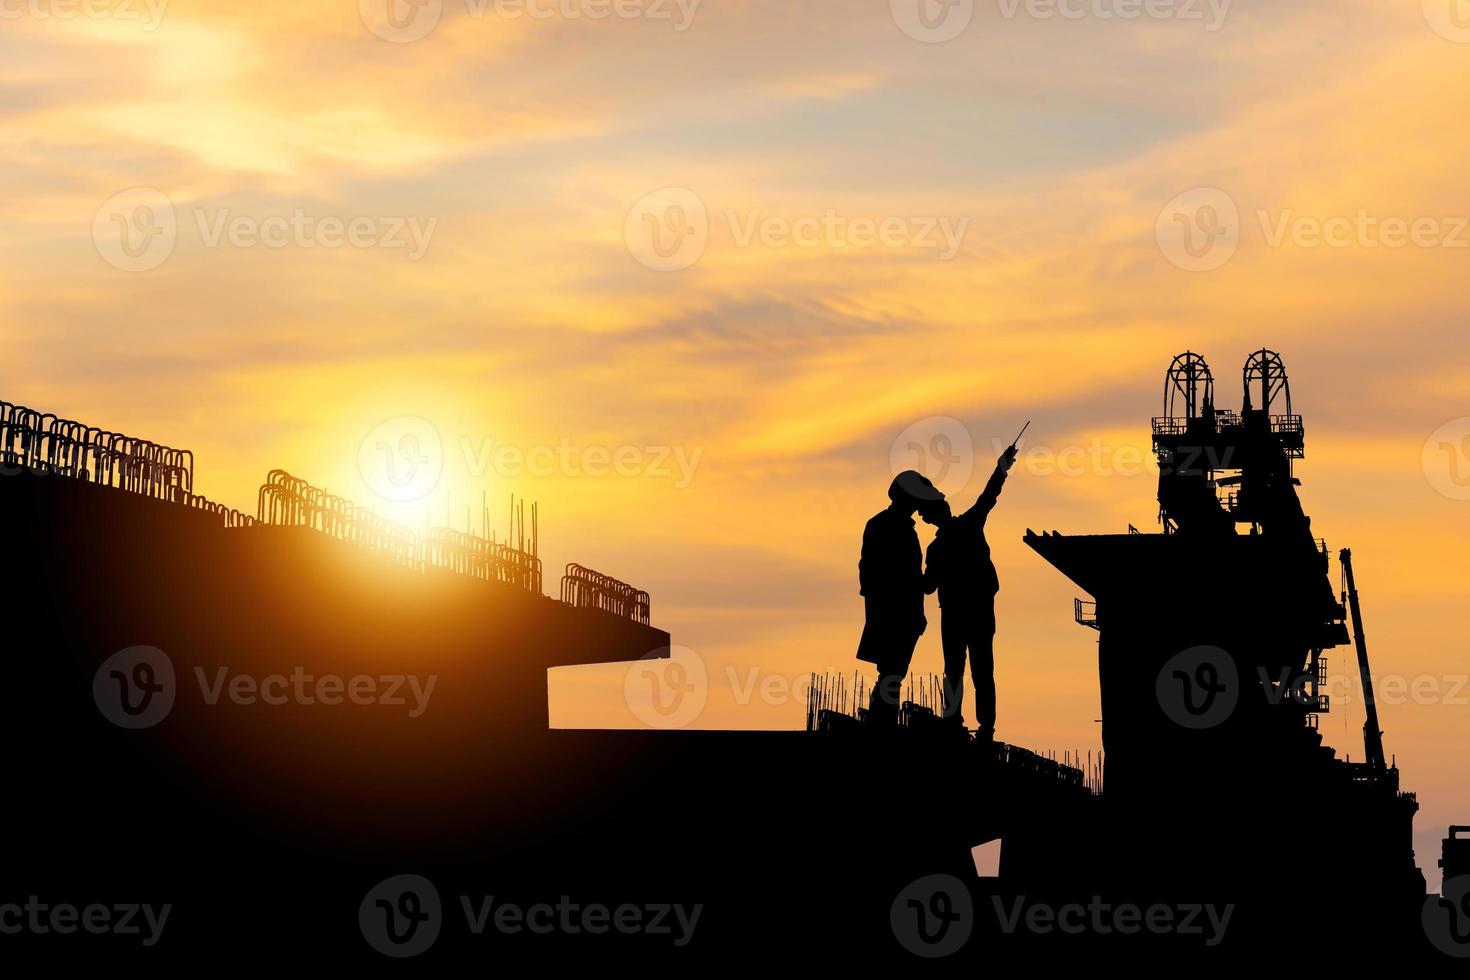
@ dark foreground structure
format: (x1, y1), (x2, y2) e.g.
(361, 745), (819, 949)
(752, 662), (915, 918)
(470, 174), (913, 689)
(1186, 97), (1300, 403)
(1, 354), (1465, 965)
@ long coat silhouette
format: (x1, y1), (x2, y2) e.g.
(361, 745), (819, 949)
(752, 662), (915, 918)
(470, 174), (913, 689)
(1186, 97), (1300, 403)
(858, 471), (937, 724)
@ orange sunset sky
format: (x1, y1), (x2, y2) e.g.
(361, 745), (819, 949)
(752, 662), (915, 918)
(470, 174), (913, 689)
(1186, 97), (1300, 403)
(3, 1), (1468, 886)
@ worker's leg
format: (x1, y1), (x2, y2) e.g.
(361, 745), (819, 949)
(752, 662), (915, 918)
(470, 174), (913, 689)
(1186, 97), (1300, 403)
(869, 628), (920, 726)
(969, 609), (997, 736)
(940, 609), (968, 725)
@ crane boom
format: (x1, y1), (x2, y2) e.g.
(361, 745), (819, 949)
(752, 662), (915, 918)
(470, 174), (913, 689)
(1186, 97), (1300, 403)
(1340, 548), (1387, 771)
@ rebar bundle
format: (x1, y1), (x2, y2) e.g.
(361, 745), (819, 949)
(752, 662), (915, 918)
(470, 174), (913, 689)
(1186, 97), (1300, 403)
(0, 397), (605, 607)
(256, 469), (423, 568)
(181, 492), (256, 528)
(559, 564), (650, 624)
(256, 471), (542, 589)
(426, 526), (543, 594)
(1, 400), (194, 500)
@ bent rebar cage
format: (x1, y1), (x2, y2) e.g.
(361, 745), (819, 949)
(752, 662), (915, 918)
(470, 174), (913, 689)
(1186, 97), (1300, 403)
(560, 563), (650, 625)
(0, 398), (242, 527)
(255, 470), (423, 569)
(0, 400), (194, 497)
(255, 471), (546, 591)
(425, 526), (543, 595)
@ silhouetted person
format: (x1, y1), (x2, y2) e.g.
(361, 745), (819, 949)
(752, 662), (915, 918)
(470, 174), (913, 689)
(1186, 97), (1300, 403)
(858, 471), (940, 725)
(920, 446), (1016, 739)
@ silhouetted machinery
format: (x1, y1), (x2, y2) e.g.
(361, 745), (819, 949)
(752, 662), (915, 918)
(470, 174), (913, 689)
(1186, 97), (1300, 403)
(1025, 349), (1426, 935)
(1443, 827), (1470, 885)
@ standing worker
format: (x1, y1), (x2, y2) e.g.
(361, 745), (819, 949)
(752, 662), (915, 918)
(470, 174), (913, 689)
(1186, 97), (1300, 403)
(920, 434), (1022, 740)
(857, 470), (940, 726)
